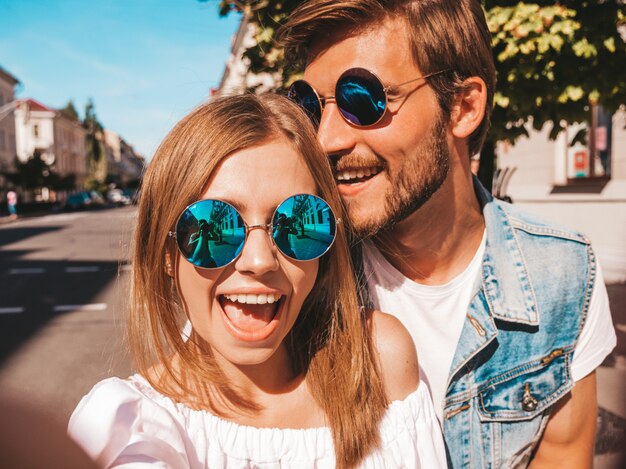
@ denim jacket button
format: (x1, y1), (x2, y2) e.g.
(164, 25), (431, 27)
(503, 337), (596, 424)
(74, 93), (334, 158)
(522, 383), (539, 412)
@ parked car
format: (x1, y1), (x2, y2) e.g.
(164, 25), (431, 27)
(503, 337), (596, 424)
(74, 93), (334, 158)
(65, 192), (92, 211)
(122, 188), (139, 205)
(106, 189), (131, 206)
(64, 191), (105, 211)
(89, 191), (105, 207)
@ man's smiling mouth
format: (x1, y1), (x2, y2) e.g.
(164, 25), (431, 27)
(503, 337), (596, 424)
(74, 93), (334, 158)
(334, 166), (384, 184)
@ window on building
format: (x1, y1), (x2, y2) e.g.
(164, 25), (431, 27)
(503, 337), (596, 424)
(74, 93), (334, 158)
(33, 124), (39, 138)
(566, 104), (612, 182)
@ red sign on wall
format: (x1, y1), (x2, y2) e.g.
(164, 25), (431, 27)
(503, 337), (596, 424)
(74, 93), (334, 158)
(574, 151), (587, 171)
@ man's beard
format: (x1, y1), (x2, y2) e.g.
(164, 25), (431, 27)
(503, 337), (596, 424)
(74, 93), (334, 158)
(351, 113), (450, 238)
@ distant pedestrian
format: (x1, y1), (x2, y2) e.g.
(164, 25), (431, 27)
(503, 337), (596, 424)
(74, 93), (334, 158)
(7, 190), (17, 219)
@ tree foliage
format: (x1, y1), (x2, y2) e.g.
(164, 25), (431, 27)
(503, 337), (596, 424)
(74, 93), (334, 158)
(2, 152), (75, 192)
(212, 0), (626, 147)
(484, 1), (626, 143)
(60, 100), (80, 122)
(83, 98), (104, 163)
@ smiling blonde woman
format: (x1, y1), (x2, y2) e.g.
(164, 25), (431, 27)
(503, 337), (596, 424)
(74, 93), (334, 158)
(68, 94), (445, 469)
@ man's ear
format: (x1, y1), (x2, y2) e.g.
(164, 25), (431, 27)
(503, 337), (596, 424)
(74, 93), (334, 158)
(450, 77), (487, 139)
(165, 251), (174, 277)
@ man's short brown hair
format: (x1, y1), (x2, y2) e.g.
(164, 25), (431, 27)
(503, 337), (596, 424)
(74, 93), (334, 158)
(278, 0), (496, 156)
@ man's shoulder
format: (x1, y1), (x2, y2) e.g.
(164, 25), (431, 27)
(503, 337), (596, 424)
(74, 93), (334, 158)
(490, 198), (590, 246)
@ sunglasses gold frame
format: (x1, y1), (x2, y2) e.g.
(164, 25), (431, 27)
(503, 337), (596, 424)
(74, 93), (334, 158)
(290, 67), (447, 128)
(168, 194), (340, 269)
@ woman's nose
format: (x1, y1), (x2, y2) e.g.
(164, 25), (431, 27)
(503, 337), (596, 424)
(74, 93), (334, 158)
(234, 227), (280, 275)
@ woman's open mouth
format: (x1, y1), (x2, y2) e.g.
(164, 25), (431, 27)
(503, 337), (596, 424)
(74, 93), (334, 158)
(218, 293), (284, 342)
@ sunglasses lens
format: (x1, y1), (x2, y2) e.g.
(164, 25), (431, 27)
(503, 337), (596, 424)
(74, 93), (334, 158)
(288, 80), (321, 126)
(336, 68), (386, 126)
(175, 200), (245, 269)
(272, 195), (336, 261)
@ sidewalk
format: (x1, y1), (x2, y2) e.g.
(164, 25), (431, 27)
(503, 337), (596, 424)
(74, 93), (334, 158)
(0, 214), (19, 225)
(595, 283), (626, 468)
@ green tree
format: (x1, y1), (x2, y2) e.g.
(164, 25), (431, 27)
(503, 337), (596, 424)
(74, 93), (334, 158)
(481, 1), (626, 190)
(1, 151), (72, 193)
(60, 100), (80, 121)
(83, 99), (107, 186)
(84, 99), (103, 162)
(212, 0), (626, 191)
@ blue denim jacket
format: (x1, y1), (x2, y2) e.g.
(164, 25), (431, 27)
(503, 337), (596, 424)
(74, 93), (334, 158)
(443, 181), (595, 468)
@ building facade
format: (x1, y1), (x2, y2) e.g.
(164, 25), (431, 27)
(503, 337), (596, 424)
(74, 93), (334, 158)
(211, 15), (278, 97)
(14, 98), (87, 201)
(497, 108), (626, 284)
(53, 111), (88, 190)
(104, 129), (144, 187)
(0, 67), (20, 183)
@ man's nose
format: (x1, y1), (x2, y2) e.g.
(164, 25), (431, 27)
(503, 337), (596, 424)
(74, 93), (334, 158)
(317, 101), (358, 157)
(234, 227), (280, 275)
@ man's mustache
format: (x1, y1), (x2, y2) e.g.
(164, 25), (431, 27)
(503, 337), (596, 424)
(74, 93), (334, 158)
(332, 152), (384, 172)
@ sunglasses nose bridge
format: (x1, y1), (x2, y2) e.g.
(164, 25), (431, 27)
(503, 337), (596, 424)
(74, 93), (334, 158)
(235, 222), (280, 274)
(245, 222), (273, 236)
(244, 222), (277, 251)
(319, 95), (336, 110)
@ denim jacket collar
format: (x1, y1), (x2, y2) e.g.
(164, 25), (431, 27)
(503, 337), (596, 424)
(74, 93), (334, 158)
(474, 178), (540, 326)
(447, 180), (541, 385)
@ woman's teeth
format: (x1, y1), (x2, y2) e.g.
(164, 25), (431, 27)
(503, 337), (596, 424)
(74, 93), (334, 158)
(335, 166), (383, 182)
(222, 293), (282, 305)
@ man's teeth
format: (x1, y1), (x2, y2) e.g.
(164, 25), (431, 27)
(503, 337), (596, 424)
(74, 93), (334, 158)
(336, 167), (381, 181)
(222, 293), (282, 305)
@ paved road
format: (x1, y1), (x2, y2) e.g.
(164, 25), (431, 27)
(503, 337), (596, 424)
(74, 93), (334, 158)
(0, 207), (624, 466)
(0, 207), (134, 426)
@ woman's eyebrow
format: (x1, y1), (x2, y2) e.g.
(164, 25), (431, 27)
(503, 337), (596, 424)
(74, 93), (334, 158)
(212, 197), (247, 212)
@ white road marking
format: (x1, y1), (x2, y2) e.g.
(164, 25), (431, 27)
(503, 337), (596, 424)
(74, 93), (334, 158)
(53, 303), (107, 312)
(65, 266), (101, 273)
(9, 268), (46, 274)
(616, 324), (626, 333)
(0, 307), (24, 314)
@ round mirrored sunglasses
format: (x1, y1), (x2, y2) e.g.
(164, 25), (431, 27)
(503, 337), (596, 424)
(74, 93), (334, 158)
(168, 194), (338, 269)
(288, 67), (446, 128)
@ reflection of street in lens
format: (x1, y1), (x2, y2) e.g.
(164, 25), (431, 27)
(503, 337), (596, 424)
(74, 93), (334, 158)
(290, 225), (334, 259)
(210, 231), (245, 266)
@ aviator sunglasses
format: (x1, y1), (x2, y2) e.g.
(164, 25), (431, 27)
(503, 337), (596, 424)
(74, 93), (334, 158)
(288, 67), (445, 128)
(168, 194), (338, 269)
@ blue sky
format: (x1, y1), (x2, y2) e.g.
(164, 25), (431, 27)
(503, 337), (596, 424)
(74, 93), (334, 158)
(0, 0), (241, 159)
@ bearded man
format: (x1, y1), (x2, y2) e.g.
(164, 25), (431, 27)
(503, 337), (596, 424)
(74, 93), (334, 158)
(279, 1), (616, 467)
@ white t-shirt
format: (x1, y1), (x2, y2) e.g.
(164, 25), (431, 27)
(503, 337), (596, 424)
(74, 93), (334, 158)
(362, 233), (616, 422)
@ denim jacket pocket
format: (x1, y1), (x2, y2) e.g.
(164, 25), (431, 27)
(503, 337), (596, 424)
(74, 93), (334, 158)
(477, 348), (572, 422)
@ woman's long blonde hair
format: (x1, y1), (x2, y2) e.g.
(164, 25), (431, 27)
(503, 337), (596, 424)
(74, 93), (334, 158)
(129, 94), (386, 468)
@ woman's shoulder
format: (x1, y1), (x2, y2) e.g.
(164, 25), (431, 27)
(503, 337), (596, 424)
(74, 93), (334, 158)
(68, 375), (194, 468)
(68, 375), (177, 434)
(368, 310), (420, 402)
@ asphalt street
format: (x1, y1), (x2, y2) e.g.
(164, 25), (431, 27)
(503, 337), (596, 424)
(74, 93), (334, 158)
(0, 207), (134, 425)
(0, 206), (624, 467)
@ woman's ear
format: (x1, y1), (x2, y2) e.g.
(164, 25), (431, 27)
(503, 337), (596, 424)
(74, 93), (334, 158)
(165, 251), (174, 277)
(450, 77), (487, 139)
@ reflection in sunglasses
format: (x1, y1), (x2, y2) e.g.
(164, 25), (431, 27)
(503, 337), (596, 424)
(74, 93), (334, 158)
(173, 195), (337, 269)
